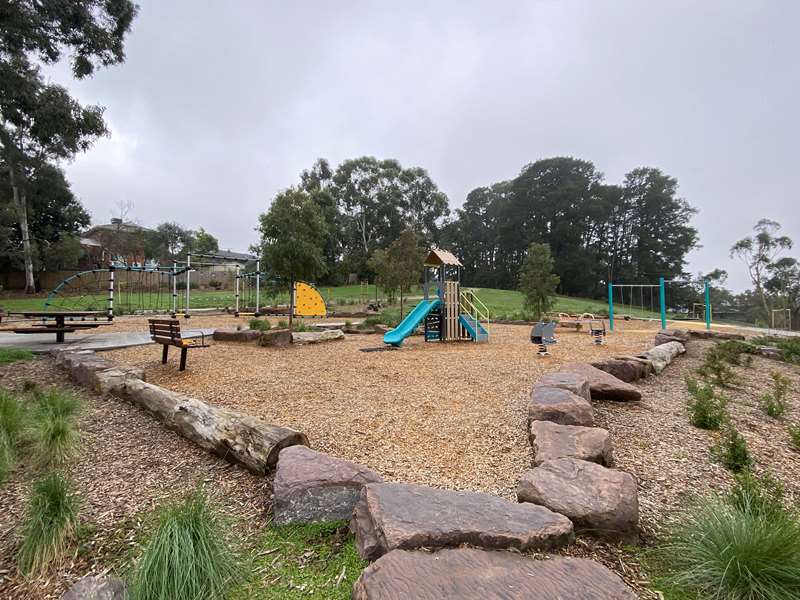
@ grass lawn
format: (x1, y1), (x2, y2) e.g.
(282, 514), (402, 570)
(0, 348), (35, 365)
(0, 284), (667, 320)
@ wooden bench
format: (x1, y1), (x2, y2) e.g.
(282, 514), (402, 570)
(148, 319), (209, 371)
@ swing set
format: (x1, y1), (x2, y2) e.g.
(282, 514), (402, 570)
(607, 277), (711, 331)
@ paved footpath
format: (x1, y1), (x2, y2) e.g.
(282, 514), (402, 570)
(0, 328), (215, 354)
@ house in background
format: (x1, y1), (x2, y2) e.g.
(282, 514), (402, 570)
(79, 218), (153, 267)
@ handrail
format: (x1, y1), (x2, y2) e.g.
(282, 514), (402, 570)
(459, 289), (490, 341)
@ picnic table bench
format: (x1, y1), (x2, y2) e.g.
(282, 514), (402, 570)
(0, 311), (108, 343)
(148, 319), (209, 371)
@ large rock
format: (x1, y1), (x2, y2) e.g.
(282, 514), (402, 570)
(93, 365), (145, 395)
(534, 372), (591, 402)
(60, 575), (127, 600)
(688, 330), (745, 341)
(638, 341), (685, 374)
(560, 363), (642, 402)
(350, 482), (573, 561)
(273, 446), (383, 524)
(212, 328), (261, 342)
(590, 356), (651, 383)
(655, 328), (690, 346)
(529, 420), (613, 466)
(257, 328), (292, 347)
(528, 386), (593, 426)
(352, 549), (637, 600)
(292, 329), (345, 344)
(518, 458), (639, 542)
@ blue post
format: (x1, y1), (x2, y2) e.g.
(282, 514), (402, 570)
(659, 277), (667, 330)
(704, 280), (711, 330)
(607, 282), (614, 331)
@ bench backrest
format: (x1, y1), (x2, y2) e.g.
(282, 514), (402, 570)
(149, 319), (182, 345)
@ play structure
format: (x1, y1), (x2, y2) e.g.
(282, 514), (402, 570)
(607, 277), (711, 331)
(43, 252), (327, 319)
(383, 249), (490, 347)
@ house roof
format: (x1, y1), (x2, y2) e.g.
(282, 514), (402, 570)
(424, 248), (462, 267)
(83, 221), (153, 236)
(196, 250), (255, 262)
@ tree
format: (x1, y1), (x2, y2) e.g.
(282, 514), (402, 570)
(0, 1), (137, 292)
(519, 243), (560, 320)
(193, 228), (219, 255)
(255, 189), (327, 327)
(153, 222), (194, 262)
(368, 229), (425, 317)
(730, 219), (793, 321)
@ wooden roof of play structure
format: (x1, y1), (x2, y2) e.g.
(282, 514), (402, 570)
(424, 248), (462, 267)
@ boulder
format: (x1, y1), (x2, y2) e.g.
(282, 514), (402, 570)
(534, 372), (591, 402)
(212, 328), (261, 342)
(292, 329), (345, 345)
(93, 365), (145, 395)
(590, 357), (651, 383)
(654, 328), (690, 346)
(638, 341), (685, 374)
(529, 421), (613, 466)
(60, 575), (127, 600)
(688, 330), (745, 341)
(517, 458), (639, 542)
(350, 482), (573, 561)
(66, 353), (115, 388)
(352, 549), (637, 600)
(528, 386), (593, 427)
(560, 363), (642, 402)
(273, 446), (383, 524)
(757, 346), (783, 360)
(257, 328), (292, 347)
(373, 324), (390, 334)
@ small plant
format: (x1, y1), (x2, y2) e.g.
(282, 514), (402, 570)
(29, 413), (80, 468)
(685, 378), (727, 430)
(0, 348), (35, 365)
(711, 340), (756, 366)
(751, 336), (800, 364)
(21, 379), (39, 394)
(788, 423), (800, 452)
(291, 320), (311, 332)
(248, 318), (271, 332)
(652, 474), (800, 599)
(277, 319), (288, 329)
(697, 354), (739, 387)
(760, 371), (791, 418)
(0, 390), (26, 483)
(17, 473), (80, 577)
(712, 426), (752, 472)
(130, 490), (240, 600)
(34, 389), (81, 420)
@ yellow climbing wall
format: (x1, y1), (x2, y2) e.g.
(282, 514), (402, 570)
(294, 281), (327, 317)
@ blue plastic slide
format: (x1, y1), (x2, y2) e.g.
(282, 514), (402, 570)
(383, 298), (442, 346)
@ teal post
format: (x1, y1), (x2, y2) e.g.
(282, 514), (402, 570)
(607, 282), (614, 331)
(659, 277), (667, 330)
(704, 280), (711, 330)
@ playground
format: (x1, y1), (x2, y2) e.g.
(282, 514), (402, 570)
(106, 317), (660, 499)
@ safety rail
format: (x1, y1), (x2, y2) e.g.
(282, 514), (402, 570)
(459, 289), (490, 342)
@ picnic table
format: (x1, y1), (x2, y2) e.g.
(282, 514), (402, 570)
(1, 311), (109, 343)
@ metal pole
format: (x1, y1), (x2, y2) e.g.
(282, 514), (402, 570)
(608, 282), (614, 331)
(255, 260), (260, 316)
(704, 279), (711, 330)
(235, 265), (240, 317)
(172, 261), (177, 316)
(184, 253), (191, 319)
(108, 265), (115, 321)
(659, 276), (667, 330)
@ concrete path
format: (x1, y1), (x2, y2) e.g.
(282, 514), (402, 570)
(0, 328), (215, 354)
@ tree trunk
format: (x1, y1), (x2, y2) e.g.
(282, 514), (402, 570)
(8, 165), (35, 293)
(400, 289), (404, 319)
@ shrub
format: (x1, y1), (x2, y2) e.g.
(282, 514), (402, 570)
(760, 371), (791, 418)
(0, 348), (35, 365)
(17, 473), (80, 577)
(685, 378), (727, 430)
(697, 354), (739, 387)
(130, 491), (240, 600)
(248, 318), (271, 332)
(751, 336), (800, 364)
(291, 320), (311, 332)
(29, 413), (80, 468)
(34, 389), (81, 420)
(711, 340), (756, 366)
(653, 475), (800, 599)
(788, 423), (800, 452)
(712, 427), (752, 472)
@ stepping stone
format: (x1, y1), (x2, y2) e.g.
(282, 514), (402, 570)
(590, 356), (651, 383)
(273, 446), (383, 524)
(352, 548), (637, 599)
(529, 421), (613, 466)
(535, 371), (591, 401)
(654, 328), (690, 346)
(518, 458), (639, 542)
(350, 482), (573, 560)
(638, 341), (685, 374)
(528, 386), (593, 426)
(60, 575), (127, 600)
(560, 363), (642, 402)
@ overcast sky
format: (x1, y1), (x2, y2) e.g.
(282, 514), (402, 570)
(50, 1), (799, 291)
